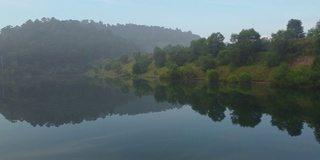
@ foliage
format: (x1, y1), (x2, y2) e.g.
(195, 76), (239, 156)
(207, 32), (225, 57)
(228, 29), (262, 66)
(227, 75), (238, 83)
(188, 38), (208, 60)
(153, 47), (167, 68)
(267, 30), (301, 67)
(307, 20), (320, 37)
(207, 69), (219, 82)
(315, 35), (320, 53)
(196, 55), (216, 71)
(238, 73), (252, 83)
(272, 63), (312, 87)
(107, 23), (200, 53)
(166, 64), (182, 80)
(217, 49), (232, 65)
(132, 55), (152, 74)
(167, 45), (189, 66)
(271, 63), (290, 86)
(0, 18), (139, 75)
(287, 19), (305, 38)
(111, 61), (122, 73)
(312, 56), (320, 71)
(181, 65), (197, 80)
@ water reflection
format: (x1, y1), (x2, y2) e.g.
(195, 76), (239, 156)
(149, 80), (320, 144)
(0, 76), (181, 127)
(1, 76), (320, 144)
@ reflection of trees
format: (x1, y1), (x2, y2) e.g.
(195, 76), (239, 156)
(154, 85), (167, 103)
(314, 127), (320, 143)
(154, 81), (320, 143)
(132, 79), (153, 97)
(271, 118), (303, 136)
(226, 92), (262, 128)
(0, 77), (179, 127)
(0, 77), (131, 127)
(2, 77), (320, 143)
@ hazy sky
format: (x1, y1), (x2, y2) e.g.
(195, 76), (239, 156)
(0, 0), (320, 39)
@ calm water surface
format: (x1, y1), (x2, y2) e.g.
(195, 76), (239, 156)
(0, 77), (319, 160)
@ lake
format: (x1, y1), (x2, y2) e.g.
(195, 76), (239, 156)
(0, 76), (319, 160)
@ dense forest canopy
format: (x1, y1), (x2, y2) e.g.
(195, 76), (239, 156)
(95, 18), (320, 88)
(0, 18), (200, 76)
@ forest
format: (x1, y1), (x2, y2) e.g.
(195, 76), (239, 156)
(93, 19), (320, 88)
(1, 18), (320, 88)
(0, 18), (199, 75)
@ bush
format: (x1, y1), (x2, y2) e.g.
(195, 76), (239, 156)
(207, 69), (219, 82)
(227, 75), (238, 83)
(111, 61), (122, 73)
(196, 55), (216, 71)
(166, 64), (183, 80)
(271, 63), (290, 86)
(181, 65), (197, 80)
(238, 73), (252, 83)
(272, 63), (312, 87)
(132, 55), (152, 74)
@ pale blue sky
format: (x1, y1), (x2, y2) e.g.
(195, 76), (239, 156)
(1, 0), (319, 39)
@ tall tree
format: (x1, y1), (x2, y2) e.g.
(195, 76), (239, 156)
(207, 32), (225, 57)
(307, 20), (320, 37)
(230, 29), (261, 66)
(153, 47), (166, 67)
(287, 19), (305, 38)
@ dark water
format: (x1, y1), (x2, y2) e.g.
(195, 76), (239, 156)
(0, 76), (319, 160)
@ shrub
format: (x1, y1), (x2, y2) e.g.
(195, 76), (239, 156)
(181, 65), (197, 80)
(166, 64), (182, 80)
(238, 73), (252, 83)
(132, 55), (152, 74)
(196, 55), (216, 71)
(207, 69), (219, 82)
(271, 63), (290, 86)
(111, 61), (122, 73)
(227, 75), (238, 83)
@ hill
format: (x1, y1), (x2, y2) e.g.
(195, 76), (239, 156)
(0, 18), (200, 76)
(91, 19), (320, 88)
(107, 24), (200, 52)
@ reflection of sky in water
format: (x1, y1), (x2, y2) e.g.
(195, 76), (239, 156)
(0, 106), (319, 160)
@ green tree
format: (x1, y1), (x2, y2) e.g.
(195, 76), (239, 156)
(267, 30), (299, 67)
(287, 19), (305, 38)
(168, 46), (188, 66)
(271, 30), (294, 41)
(132, 55), (152, 74)
(230, 29), (261, 66)
(166, 64), (182, 80)
(207, 32), (225, 57)
(207, 69), (219, 82)
(307, 20), (320, 37)
(153, 47), (166, 67)
(189, 38), (208, 60)
(197, 55), (216, 71)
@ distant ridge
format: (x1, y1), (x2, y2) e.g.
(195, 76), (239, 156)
(107, 23), (201, 52)
(0, 18), (200, 75)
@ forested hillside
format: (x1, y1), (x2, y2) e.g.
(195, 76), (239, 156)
(107, 24), (200, 52)
(0, 18), (199, 76)
(0, 18), (140, 75)
(93, 19), (320, 88)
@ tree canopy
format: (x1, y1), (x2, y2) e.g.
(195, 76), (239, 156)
(287, 19), (305, 38)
